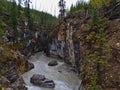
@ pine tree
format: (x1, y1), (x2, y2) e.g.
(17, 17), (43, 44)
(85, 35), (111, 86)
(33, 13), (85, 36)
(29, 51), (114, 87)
(92, 8), (99, 25)
(24, 0), (33, 30)
(9, 0), (18, 37)
(89, 0), (110, 25)
(58, 0), (66, 19)
(70, 4), (74, 13)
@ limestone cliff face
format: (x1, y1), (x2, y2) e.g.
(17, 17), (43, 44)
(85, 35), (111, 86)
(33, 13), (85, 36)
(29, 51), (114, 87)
(50, 38), (65, 58)
(49, 2), (120, 89)
(52, 16), (120, 89)
(64, 21), (75, 66)
(50, 19), (81, 68)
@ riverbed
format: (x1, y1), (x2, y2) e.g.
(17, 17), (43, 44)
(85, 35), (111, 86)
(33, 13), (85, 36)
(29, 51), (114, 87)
(22, 52), (81, 90)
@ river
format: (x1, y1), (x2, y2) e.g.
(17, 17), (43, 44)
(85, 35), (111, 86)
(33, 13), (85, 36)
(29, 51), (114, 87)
(22, 52), (81, 90)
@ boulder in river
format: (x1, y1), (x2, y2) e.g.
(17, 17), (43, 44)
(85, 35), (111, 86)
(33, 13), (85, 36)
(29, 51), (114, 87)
(30, 74), (55, 88)
(48, 60), (58, 66)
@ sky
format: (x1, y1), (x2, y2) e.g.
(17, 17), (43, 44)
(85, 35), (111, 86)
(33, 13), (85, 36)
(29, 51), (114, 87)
(30, 0), (78, 16)
(15, 0), (89, 16)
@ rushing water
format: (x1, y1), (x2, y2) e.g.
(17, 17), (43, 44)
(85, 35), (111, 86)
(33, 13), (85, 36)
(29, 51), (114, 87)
(22, 52), (81, 90)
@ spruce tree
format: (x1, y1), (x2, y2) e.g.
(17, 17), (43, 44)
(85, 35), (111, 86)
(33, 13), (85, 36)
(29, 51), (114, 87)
(58, 0), (66, 19)
(24, 0), (33, 30)
(9, 0), (18, 38)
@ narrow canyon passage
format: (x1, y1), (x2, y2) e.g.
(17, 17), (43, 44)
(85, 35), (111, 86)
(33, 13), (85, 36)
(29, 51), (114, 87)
(22, 52), (81, 90)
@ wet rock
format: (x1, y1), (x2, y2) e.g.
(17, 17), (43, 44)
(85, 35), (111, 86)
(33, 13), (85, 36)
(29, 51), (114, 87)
(0, 46), (3, 54)
(1, 77), (10, 88)
(48, 60), (58, 66)
(58, 70), (62, 73)
(30, 74), (45, 82)
(2, 87), (13, 90)
(25, 61), (34, 72)
(58, 54), (64, 59)
(12, 77), (27, 90)
(68, 67), (76, 73)
(30, 74), (55, 88)
(6, 67), (19, 83)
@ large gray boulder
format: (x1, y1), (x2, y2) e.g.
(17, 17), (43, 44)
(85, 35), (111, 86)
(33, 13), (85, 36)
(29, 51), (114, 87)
(30, 74), (55, 88)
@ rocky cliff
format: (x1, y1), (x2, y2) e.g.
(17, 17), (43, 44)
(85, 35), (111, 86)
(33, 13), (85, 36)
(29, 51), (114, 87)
(50, 2), (120, 90)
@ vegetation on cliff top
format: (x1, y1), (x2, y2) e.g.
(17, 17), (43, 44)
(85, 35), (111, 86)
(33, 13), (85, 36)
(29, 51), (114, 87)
(0, 0), (58, 77)
(62, 0), (120, 90)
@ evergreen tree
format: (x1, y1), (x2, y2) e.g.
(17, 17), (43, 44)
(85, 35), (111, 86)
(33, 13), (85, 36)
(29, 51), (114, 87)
(92, 8), (99, 25)
(24, 0), (33, 30)
(89, 0), (110, 25)
(17, 0), (22, 22)
(82, 2), (90, 19)
(70, 4), (74, 13)
(58, 0), (66, 19)
(9, 0), (18, 37)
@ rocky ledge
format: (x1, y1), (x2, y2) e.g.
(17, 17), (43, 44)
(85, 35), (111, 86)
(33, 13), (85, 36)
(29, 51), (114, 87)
(30, 74), (55, 88)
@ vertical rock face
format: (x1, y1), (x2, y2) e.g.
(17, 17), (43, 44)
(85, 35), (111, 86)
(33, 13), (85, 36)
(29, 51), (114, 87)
(50, 39), (65, 58)
(64, 22), (75, 66)
(51, 13), (120, 89)
(50, 19), (81, 68)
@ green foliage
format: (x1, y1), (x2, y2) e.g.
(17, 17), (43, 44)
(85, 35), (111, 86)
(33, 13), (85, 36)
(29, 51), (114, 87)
(0, 47), (12, 63)
(87, 73), (102, 90)
(95, 28), (106, 44)
(24, 2), (33, 30)
(9, 1), (18, 36)
(31, 10), (58, 28)
(0, 0), (58, 34)
(85, 27), (111, 89)
(70, 4), (74, 13)
(92, 8), (99, 25)
(86, 31), (96, 43)
(83, 17), (111, 89)
(0, 18), (5, 37)
(69, 1), (90, 15)
(68, 0), (113, 89)
(19, 65), (25, 73)
(69, 1), (93, 19)
(72, 32), (78, 42)
(97, 18), (110, 29)
(70, 1), (87, 12)
(0, 84), (2, 90)
(90, 0), (110, 9)
(0, 0), (8, 12)
(0, 28), (5, 37)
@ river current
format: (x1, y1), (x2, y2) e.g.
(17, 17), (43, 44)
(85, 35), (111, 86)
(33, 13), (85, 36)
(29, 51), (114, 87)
(22, 52), (81, 90)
